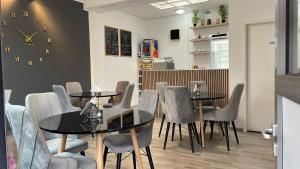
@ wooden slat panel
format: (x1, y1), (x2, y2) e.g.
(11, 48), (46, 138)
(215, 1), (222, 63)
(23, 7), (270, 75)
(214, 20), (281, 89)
(141, 69), (229, 118)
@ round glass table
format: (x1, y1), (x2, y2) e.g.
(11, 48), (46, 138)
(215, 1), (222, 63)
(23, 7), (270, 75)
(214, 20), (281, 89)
(39, 108), (153, 169)
(69, 91), (120, 98)
(190, 92), (226, 147)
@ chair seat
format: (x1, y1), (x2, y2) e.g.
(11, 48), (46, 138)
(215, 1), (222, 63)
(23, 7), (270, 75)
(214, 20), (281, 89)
(56, 152), (96, 169)
(203, 109), (228, 122)
(47, 138), (88, 154)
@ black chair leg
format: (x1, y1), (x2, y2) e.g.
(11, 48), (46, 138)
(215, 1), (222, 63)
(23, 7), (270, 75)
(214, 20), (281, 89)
(103, 146), (109, 167)
(116, 153), (122, 169)
(188, 123), (195, 153)
(132, 151), (136, 169)
(210, 121), (215, 140)
(193, 122), (200, 144)
(146, 146), (155, 169)
(163, 122), (170, 150)
(80, 151), (85, 156)
(232, 121), (239, 144)
(224, 122), (230, 151)
(204, 120), (207, 133)
(219, 122), (224, 136)
(158, 114), (166, 137)
(179, 124), (182, 141)
(171, 123), (176, 141)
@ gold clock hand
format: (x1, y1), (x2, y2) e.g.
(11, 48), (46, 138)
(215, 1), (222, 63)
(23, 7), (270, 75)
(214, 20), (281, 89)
(27, 32), (37, 43)
(16, 27), (31, 43)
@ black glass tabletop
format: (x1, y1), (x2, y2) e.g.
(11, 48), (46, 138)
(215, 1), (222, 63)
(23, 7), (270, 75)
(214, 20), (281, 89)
(190, 92), (225, 100)
(38, 108), (154, 134)
(69, 91), (120, 98)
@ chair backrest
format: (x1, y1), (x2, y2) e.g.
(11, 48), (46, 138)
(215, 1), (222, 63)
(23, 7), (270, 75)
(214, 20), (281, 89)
(189, 81), (208, 93)
(156, 82), (168, 114)
(25, 92), (63, 140)
(5, 104), (52, 168)
(53, 85), (81, 112)
(223, 83), (244, 121)
(66, 82), (83, 106)
(4, 89), (12, 103)
(137, 90), (158, 147)
(164, 86), (196, 124)
(113, 81), (129, 104)
(116, 84), (135, 109)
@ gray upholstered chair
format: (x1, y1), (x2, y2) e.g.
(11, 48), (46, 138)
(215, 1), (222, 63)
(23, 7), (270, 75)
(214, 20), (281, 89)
(25, 92), (88, 155)
(164, 86), (200, 153)
(103, 81), (129, 108)
(66, 82), (86, 107)
(53, 85), (81, 112)
(5, 103), (96, 169)
(103, 90), (158, 169)
(203, 83), (244, 151)
(156, 82), (169, 137)
(114, 84), (135, 109)
(4, 89), (12, 103)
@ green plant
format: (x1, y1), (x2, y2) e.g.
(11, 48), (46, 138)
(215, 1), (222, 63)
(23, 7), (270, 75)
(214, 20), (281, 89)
(218, 5), (228, 20)
(192, 10), (200, 26)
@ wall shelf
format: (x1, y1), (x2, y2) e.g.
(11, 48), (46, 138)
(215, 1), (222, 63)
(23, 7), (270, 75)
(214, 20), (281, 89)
(190, 23), (228, 30)
(191, 51), (210, 55)
(190, 38), (210, 42)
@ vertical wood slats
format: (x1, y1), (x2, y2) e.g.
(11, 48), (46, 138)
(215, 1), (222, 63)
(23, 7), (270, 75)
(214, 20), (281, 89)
(141, 69), (229, 118)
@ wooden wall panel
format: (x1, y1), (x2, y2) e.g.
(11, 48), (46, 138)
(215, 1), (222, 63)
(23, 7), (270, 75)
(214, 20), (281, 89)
(141, 69), (229, 118)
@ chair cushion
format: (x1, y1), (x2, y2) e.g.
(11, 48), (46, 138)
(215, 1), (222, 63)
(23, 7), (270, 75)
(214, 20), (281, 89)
(55, 152), (96, 169)
(104, 134), (134, 153)
(47, 138), (88, 154)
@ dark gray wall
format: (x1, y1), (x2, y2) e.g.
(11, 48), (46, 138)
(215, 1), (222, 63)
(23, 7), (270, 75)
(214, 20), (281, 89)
(1, 0), (91, 105)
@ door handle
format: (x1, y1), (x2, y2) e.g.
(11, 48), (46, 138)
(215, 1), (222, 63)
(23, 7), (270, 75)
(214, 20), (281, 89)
(262, 128), (273, 139)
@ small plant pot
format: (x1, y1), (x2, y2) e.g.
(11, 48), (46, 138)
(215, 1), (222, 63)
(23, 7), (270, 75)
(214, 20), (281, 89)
(193, 24), (197, 27)
(222, 19), (226, 23)
(207, 19), (212, 25)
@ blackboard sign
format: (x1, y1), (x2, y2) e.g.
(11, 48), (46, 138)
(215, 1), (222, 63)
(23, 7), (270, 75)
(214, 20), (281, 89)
(105, 26), (119, 56)
(120, 30), (132, 56)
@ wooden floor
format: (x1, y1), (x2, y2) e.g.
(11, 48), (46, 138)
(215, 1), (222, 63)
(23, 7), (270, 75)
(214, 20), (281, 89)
(6, 119), (275, 169)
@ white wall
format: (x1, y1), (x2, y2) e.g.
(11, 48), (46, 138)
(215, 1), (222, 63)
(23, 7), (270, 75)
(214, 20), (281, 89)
(228, 0), (276, 129)
(89, 11), (146, 105)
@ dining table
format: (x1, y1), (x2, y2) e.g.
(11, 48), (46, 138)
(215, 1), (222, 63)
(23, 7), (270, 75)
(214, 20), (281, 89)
(39, 107), (153, 169)
(69, 91), (120, 107)
(191, 92), (226, 147)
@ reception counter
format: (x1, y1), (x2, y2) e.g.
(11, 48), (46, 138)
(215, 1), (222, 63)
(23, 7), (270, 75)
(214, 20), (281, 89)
(139, 69), (229, 117)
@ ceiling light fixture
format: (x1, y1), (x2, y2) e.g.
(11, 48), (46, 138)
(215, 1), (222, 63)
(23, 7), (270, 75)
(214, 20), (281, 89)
(176, 9), (186, 14)
(150, 0), (208, 10)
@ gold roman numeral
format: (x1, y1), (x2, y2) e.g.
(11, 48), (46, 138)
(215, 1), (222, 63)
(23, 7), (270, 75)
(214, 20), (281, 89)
(2, 20), (7, 26)
(4, 47), (11, 52)
(10, 12), (16, 18)
(45, 49), (50, 55)
(15, 56), (20, 62)
(28, 60), (33, 66)
(23, 10), (29, 17)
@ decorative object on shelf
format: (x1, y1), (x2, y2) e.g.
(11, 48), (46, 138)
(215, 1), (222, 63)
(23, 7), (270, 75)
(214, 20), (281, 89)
(207, 19), (212, 25)
(1, 8), (53, 66)
(120, 29), (132, 57)
(143, 39), (158, 58)
(192, 65), (199, 69)
(198, 34), (202, 39)
(192, 10), (200, 27)
(105, 26), (119, 56)
(216, 18), (220, 24)
(200, 19), (205, 26)
(218, 5), (228, 23)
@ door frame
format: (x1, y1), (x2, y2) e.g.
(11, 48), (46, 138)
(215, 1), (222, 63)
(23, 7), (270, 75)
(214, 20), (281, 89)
(242, 18), (275, 132)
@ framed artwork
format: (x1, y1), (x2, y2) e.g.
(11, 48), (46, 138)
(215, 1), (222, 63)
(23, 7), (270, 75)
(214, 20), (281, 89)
(105, 26), (119, 56)
(120, 30), (132, 56)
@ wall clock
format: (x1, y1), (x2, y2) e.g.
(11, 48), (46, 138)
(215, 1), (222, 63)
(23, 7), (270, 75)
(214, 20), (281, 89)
(1, 8), (52, 66)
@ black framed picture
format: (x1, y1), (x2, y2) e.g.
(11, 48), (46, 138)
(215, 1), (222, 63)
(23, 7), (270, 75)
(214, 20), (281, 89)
(105, 26), (119, 56)
(120, 30), (132, 56)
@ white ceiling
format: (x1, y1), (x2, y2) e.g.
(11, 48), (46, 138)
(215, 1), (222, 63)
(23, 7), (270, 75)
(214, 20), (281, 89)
(121, 0), (227, 20)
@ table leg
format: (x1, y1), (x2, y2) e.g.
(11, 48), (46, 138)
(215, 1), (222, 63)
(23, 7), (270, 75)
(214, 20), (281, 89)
(198, 101), (205, 148)
(58, 134), (67, 153)
(130, 129), (144, 169)
(96, 134), (104, 169)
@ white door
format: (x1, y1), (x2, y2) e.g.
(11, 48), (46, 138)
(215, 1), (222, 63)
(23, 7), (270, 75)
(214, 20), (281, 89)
(247, 22), (276, 132)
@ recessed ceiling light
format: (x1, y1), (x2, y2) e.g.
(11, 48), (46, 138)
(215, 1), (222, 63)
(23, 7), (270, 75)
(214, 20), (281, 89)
(176, 9), (186, 14)
(150, 0), (208, 10)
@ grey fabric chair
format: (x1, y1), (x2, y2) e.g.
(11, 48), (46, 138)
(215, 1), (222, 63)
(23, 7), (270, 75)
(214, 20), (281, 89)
(156, 82), (169, 137)
(66, 82), (86, 107)
(164, 86), (200, 153)
(103, 90), (158, 169)
(114, 84), (135, 109)
(203, 83), (244, 151)
(53, 85), (81, 112)
(25, 92), (88, 155)
(103, 81), (129, 108)
(4, 89), (12, 103)
(5, 103), (96, 169)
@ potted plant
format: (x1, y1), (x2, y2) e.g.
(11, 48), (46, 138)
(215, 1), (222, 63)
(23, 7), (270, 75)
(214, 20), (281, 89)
(218, 5), (228, 23)
(192, 10), (199, 27)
